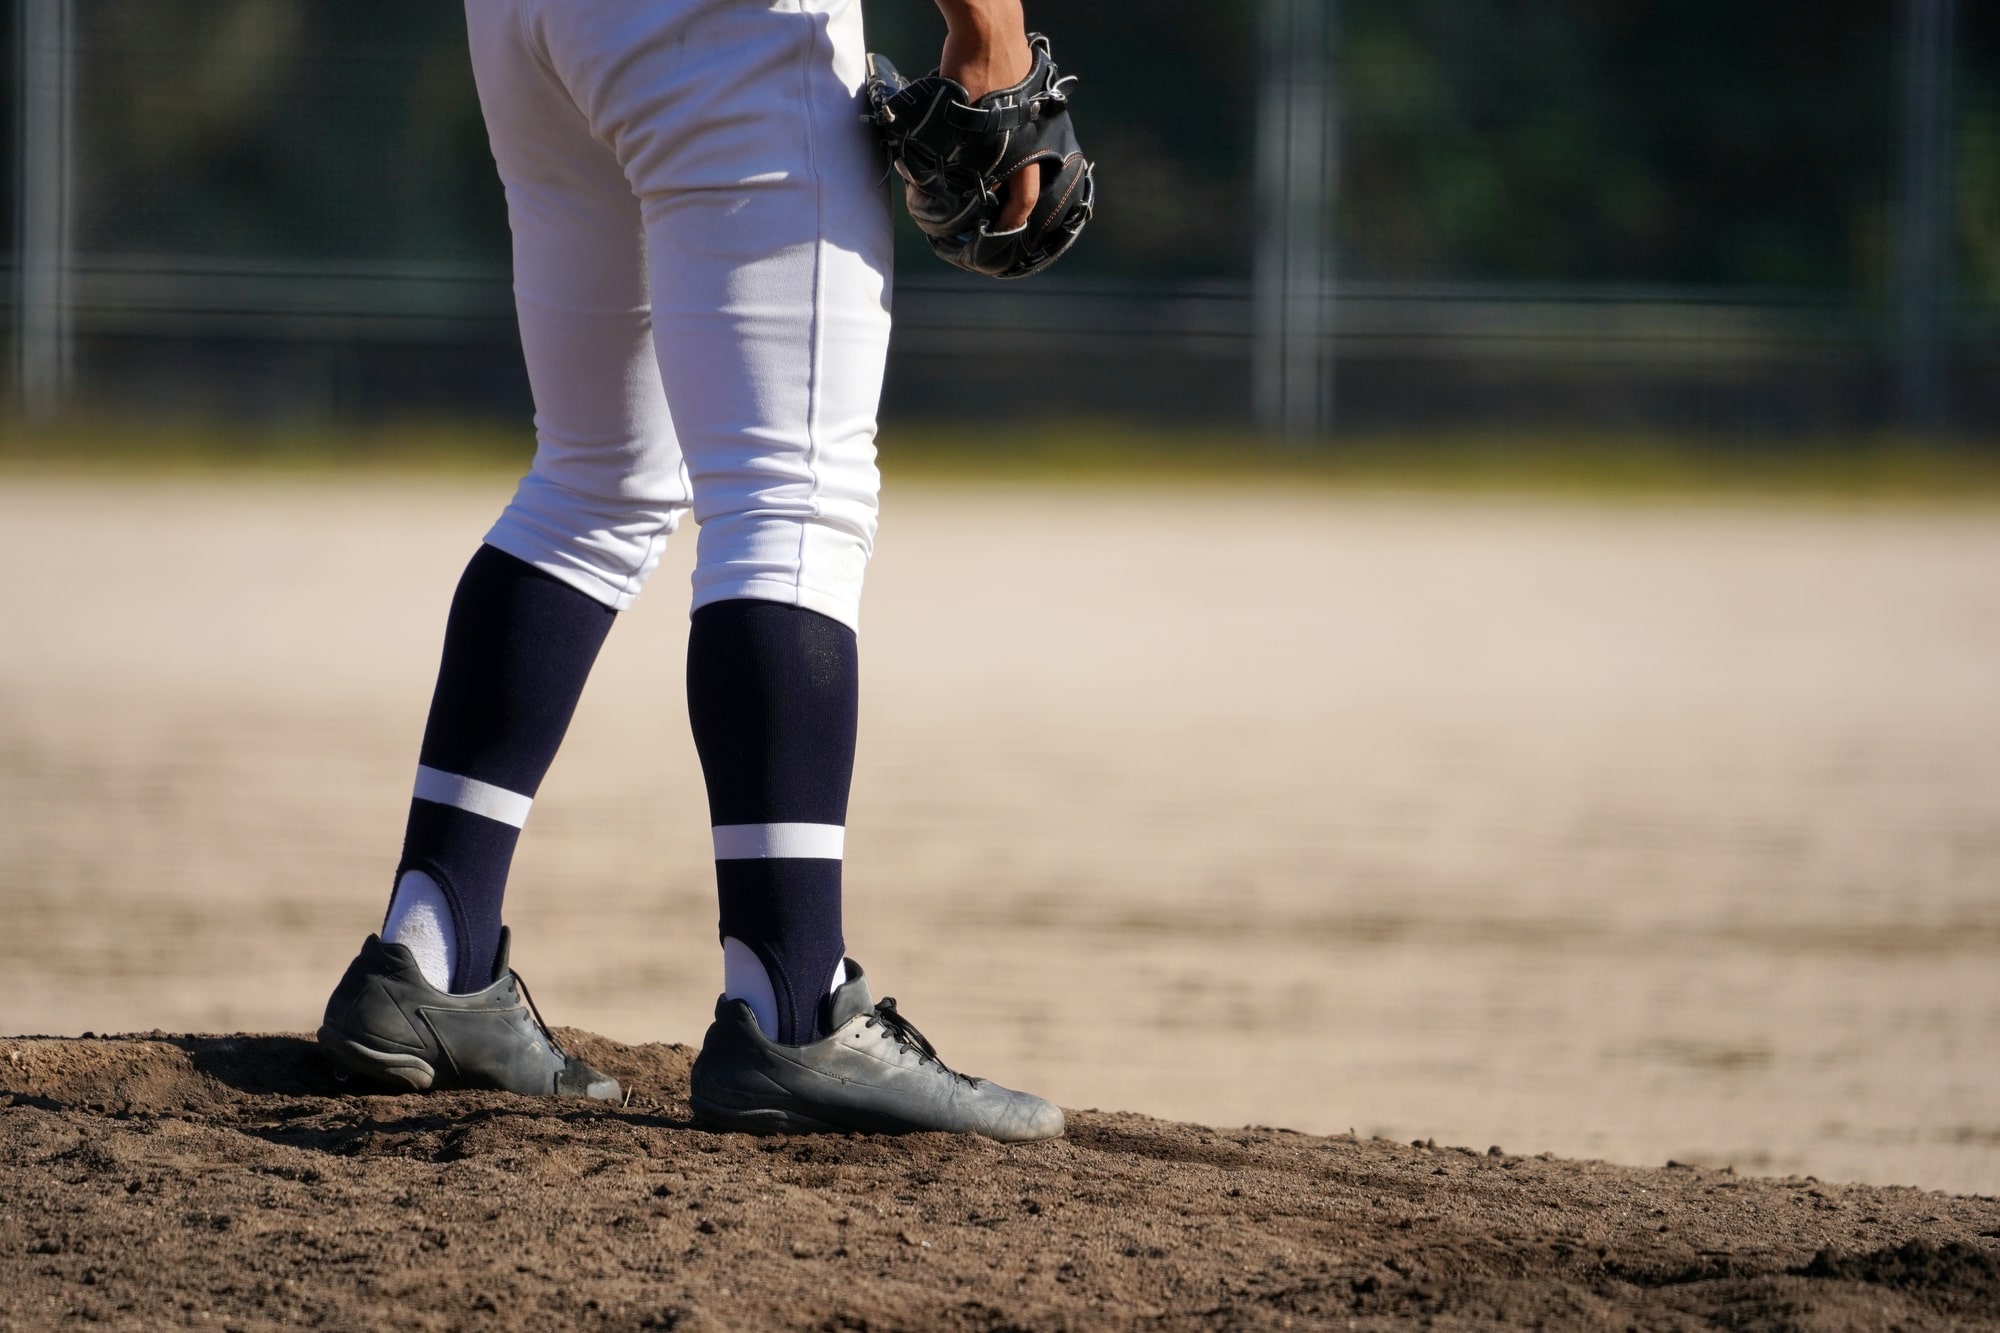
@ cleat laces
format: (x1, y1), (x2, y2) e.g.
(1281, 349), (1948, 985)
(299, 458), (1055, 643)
(512, 970), (572, 1061)
(865, 997), (972, 1083)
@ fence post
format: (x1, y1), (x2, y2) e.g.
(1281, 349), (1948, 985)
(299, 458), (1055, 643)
(1894, 0), (1957, 433)
(14, 0), (76, 420)
(1254, 0), (1337, 443)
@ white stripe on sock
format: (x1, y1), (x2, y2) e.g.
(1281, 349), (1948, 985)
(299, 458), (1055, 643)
(711, 822), (845, 860)
(412, 765), (534, 828)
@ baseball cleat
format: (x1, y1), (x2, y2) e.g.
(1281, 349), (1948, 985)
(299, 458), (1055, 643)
(688, 959), (1064, 1142)
(317, 928), (619, 1100)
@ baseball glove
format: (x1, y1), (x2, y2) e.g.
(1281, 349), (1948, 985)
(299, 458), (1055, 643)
(864, 33), (1095, 280)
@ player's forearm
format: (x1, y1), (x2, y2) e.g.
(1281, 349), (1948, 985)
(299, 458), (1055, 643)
(931, 0), (1026, 39)
(931, 0), (1031, 99)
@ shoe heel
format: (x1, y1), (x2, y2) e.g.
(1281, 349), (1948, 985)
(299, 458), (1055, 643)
(316, 1025), (436, 1092)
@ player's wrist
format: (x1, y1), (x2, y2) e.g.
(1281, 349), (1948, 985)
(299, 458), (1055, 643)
(933, 0), (1025, 40)
(935, 0), (1032, 100)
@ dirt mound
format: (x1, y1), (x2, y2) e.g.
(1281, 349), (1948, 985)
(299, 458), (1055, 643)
(3, 1035), (1997, 1331)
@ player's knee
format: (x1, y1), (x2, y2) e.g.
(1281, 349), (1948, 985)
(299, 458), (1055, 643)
(691, 509), (875, 632)
(485, 471), (689, 611)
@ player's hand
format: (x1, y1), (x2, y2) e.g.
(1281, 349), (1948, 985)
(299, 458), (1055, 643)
(937, 1), (1040, 232)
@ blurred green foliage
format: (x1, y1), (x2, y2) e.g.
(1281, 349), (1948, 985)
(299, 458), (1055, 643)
(6, 0), (1997, 296)
(70, 2), (503, 261)
(1340, 1), (1890, 288)
(1959, 9), (2000, 302)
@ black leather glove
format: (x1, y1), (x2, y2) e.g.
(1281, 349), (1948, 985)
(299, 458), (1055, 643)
(864, 33), (1096, 280)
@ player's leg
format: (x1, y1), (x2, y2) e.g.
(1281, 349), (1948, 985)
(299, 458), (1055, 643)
(687, 601), (857, 1045)
(379, 0), (688, 999)
(515, 0), (886, 1050)
(561, 0), (1056, 1137)
(384, 549), (615, 994)
(319, 0), (685, 1098)
(632, 0), (884, 1054)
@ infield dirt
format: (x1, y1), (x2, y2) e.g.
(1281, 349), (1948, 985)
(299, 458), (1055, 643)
(2, 473), (2000, 1326)
(4, 1031), (1999, 1331)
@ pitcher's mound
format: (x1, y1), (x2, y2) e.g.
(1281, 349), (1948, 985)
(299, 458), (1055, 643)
(3, 1033), (1996, 1330)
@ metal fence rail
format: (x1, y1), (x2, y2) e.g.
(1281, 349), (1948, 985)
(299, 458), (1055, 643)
(10, 258), (1990, 358)
(4, 260), (1963, 361)
(11, 259), (1989, 430)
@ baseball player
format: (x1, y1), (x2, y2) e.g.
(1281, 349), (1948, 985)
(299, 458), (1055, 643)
(316, 0), (1090, 1140)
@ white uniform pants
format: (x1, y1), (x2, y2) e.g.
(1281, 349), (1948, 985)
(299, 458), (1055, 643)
(464, 0), (893, 629)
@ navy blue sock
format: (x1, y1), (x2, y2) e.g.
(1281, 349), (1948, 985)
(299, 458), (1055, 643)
(395, 544), (616, 988)
(687, 599), (857, 1045)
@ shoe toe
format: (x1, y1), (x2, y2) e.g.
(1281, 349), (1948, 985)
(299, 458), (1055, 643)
(556, 1059), (622, 1101)
(985, 1089), (1065, 1143)
(1020, 1096), (1066, 1141)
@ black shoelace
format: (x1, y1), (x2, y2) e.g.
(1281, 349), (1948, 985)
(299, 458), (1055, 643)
(864, 997), (970, 1082)
(511, 971), (571, 1061)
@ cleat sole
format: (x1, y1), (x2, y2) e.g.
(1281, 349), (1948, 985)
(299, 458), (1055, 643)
(316, 1025), (436, 1092)
(689, 1093), (847, 1136)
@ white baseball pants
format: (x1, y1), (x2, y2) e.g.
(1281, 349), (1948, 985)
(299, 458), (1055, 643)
(464, 0), (893, 630)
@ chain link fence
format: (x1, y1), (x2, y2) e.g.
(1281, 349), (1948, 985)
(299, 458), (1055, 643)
(6, 0), (1997, 438)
